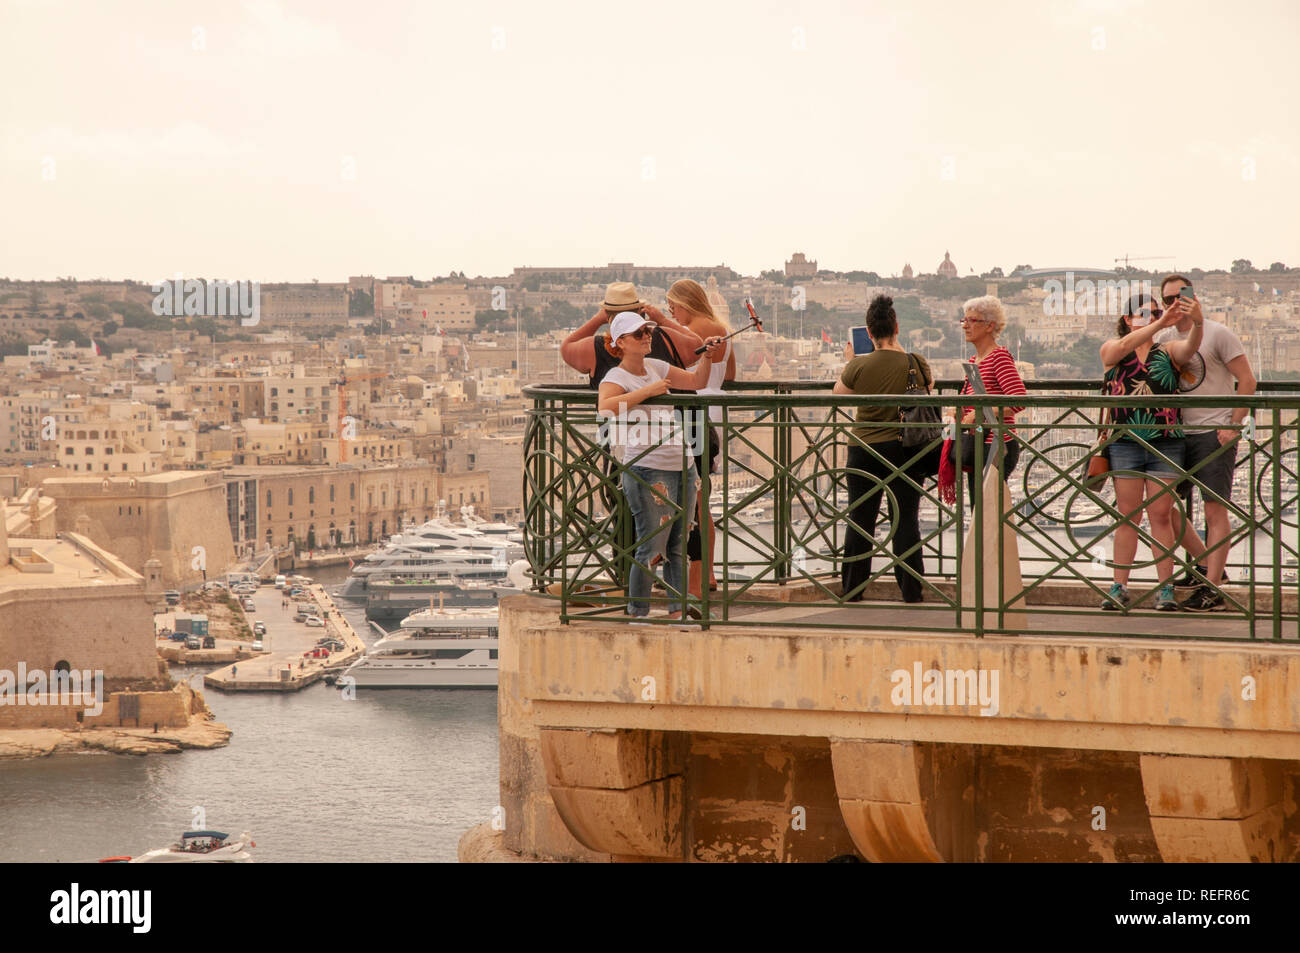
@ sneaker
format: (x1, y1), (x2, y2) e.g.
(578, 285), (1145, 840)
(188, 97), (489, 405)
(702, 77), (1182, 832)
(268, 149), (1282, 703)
(1101, 582), (1131, 611)
(1179, 585), (1226, 612)
(1154, 584), (1179, 611)
(1175, 564), (1230, 588)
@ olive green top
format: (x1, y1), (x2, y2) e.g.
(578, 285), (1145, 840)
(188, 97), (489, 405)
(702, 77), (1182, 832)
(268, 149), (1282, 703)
(840, 350), (934, 444)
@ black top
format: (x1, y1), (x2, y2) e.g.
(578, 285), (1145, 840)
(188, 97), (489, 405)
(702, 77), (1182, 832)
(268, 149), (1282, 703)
(589, 331), (686, 390)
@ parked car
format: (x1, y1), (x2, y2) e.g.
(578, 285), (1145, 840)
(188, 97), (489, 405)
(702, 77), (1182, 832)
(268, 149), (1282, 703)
(252, 639), (265, 651)
(253, 621), (267, 636)
(202, 634), (216, 649)
(303, 647), (328, 659)
(293, 610), (307, 623)
(242, 599), (256, 612)
(184, 636), (201, 650)
(163, 590), (181, 605)
(169, 630), (188, 642)
(316, 638), (345, 651)
(274, 574), (287, 589)
(203, 580), (227, 592)
(304, 616), (324, 628)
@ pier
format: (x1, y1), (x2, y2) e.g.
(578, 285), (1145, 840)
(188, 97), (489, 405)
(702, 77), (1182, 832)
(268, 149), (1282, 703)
(204, 585), (365, 693)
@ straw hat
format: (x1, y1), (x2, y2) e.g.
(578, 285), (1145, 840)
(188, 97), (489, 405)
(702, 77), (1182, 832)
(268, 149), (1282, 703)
(602, 282), (647, 313)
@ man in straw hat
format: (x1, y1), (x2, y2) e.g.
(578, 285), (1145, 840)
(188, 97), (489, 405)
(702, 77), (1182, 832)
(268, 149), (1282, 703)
(561, 281), (703, 387)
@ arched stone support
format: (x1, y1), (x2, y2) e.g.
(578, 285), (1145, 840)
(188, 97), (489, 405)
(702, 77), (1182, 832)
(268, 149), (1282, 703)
(831, 740), (975, 862)
(1139, 754), (1288, 862)
(540, 727), (685, 860)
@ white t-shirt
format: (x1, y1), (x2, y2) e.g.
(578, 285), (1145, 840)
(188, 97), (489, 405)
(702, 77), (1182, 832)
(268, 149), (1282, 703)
(599, 358), (689, 470)
(1155, 319), (1247, 431)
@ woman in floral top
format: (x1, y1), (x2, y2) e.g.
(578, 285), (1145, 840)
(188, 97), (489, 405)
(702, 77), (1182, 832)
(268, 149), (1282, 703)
(1098, 292), (1203, 611)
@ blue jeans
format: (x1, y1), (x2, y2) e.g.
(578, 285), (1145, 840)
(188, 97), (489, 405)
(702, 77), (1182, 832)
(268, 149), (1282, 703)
(622, 465), (697, 616)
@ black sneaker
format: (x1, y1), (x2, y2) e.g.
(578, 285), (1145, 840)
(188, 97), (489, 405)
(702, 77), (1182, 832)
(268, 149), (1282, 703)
(1174, 565), (1230, 588)
(1179, 586), (1226, 612)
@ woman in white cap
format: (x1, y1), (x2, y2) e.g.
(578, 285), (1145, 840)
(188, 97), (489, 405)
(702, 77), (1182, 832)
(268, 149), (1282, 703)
(561, 281), (703, 386)
(597, 311), (724, 619)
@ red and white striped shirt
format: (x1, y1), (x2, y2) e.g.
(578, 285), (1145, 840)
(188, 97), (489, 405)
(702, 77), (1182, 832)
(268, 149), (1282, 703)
(960, 346), (1026, 440)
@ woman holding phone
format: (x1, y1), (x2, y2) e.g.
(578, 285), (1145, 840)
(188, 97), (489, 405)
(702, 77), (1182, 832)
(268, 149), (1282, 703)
(597, 311), (724, 619)
(1099, 292), (1203, 612)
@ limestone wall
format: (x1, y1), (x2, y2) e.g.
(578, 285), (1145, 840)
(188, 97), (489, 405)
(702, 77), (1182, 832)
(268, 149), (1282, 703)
(42, 473), (236, 587)
(0, 585), (159, 682)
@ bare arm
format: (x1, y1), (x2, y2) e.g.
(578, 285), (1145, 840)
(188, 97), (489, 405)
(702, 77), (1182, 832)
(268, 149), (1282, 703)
(644, 305), (703, 356)
(1226, 353), (1257, 426)
(560, 309), (608, 375)
(724, 349), (737, 381)
(1163, 318), (1204, 369)
(597, 378), (667, 417)
(666, 338), (725, 390)
(1099, 314), (1174, 369)
(832, 379), (853, 395)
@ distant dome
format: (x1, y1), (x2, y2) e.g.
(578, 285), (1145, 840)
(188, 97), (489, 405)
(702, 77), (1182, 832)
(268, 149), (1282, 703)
(938, 251), (957, 278)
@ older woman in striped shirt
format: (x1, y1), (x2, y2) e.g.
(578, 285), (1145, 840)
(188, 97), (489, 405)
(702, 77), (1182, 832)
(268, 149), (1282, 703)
(951, 295), (1027, 500)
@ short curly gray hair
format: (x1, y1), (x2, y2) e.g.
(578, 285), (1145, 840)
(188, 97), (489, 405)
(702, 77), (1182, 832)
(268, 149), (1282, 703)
(962, 295), (1006, 336)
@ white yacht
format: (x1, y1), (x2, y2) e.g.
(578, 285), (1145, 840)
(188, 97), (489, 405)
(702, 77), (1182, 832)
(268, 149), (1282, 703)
(341, 605), (499, 688)
(339, 505), (523, 599)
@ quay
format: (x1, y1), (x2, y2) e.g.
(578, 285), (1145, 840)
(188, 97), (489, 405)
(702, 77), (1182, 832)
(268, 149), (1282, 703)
(459, 380), (1300, 863)
(204, 585), (365, 693)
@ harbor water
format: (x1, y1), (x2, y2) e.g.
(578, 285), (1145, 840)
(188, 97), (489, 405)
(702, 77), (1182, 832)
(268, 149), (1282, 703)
(0, 566), (497, 864)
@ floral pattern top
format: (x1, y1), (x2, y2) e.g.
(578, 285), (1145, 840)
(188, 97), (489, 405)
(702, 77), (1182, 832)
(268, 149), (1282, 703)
(1103, 345), (1182, 442)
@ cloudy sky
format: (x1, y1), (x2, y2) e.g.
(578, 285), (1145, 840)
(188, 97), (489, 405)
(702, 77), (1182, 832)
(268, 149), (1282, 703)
(3, 0), (1297, 281)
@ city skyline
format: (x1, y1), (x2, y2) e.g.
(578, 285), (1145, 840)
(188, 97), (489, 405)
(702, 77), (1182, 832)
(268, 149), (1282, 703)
(3, 0), (1298, 281)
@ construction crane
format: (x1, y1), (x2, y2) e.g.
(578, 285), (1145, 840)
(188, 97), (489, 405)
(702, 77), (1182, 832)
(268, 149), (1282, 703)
(1114, 254), (1174, 270)
(336, 371), (388, 463)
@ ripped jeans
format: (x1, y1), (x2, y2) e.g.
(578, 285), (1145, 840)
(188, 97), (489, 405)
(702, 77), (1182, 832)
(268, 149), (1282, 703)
(622, 465), (698, 617)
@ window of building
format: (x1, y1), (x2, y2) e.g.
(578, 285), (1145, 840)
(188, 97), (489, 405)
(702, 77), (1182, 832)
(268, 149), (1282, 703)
(309, 487), (315, 504)
(64, 447), (74, 455)
(105, 446), (113, 455)
(329, 485), (335, 502)
(267, 490), (272, 508)
(288, 489), (294, 506)
(350, 484), (356, 500)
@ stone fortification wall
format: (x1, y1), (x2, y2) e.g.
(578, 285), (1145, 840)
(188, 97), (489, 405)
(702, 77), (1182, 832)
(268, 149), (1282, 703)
(41, 473), (236, 587)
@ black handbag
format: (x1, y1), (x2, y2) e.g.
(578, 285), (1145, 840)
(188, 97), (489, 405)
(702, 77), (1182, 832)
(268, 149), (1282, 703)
(899, 353), (942, 447)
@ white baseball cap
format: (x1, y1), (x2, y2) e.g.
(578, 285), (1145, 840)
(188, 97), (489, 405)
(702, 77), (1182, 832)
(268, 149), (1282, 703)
(609, 311), (655, 342)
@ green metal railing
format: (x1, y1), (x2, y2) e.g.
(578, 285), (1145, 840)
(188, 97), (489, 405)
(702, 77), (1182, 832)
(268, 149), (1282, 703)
(523, 380), (1300, 641)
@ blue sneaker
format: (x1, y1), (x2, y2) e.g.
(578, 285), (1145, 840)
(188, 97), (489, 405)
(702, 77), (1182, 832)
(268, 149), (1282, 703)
(1154, 584), (1179, 611)
(1101, 582), (1131, 611)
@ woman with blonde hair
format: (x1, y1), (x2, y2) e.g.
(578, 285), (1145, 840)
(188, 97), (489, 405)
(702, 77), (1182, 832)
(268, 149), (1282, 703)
(665, 278), (736, 598)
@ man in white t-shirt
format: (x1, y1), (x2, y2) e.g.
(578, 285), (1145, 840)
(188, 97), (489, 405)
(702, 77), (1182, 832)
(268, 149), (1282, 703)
(1154, 274), (1257, 611)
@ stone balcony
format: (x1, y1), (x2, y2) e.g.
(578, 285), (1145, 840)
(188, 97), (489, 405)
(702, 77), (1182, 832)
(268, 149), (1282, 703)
(467, 593), (1300, 863)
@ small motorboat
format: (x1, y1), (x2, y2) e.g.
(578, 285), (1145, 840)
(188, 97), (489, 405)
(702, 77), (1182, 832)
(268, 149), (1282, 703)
(127, 830), (255, 863)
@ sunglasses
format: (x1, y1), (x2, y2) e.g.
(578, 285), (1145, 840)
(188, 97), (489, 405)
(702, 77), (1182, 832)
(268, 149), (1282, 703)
(621, 326), (655, 341)
(1130, 307), (1164, 321)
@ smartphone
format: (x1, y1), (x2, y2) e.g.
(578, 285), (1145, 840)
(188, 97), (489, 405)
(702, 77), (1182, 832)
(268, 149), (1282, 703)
(850, 326), (874, 356)
(1178, 286), (1196, 302)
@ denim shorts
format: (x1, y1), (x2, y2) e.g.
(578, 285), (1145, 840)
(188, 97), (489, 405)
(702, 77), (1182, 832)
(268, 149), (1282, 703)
(1106, 436), (1185, 480)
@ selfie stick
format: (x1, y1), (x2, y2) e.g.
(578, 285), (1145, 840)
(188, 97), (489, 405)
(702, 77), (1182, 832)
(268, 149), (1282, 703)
(694, 298), (765, 355)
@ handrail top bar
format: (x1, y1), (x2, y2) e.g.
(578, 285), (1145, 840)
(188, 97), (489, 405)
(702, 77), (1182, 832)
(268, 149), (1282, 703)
(523, 386), (1300, 409)
(525, 379), (1300, 395)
